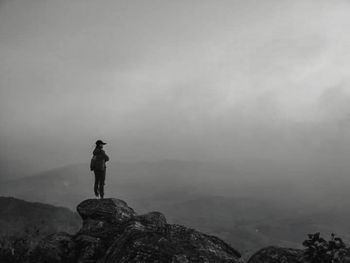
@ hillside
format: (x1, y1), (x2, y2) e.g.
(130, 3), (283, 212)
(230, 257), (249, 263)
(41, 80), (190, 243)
(0, 197), (80, 237)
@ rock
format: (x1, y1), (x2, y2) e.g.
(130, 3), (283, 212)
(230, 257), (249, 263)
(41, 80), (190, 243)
(167, 224), (241, 262)
(76, 198), (136, 238)
(74, 234), (104, 263)
(103, 223), (241, 263)
(247, 246), (303, 263)
(136, 211), (167, 226)
(77, 198), (136, 223)
(30, 232), (76, 263)
(30, 198), (241, 263)
(134, 211), (167, 231)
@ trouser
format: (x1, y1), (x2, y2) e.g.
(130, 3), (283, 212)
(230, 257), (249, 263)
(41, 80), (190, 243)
(94, 169), (106, 198)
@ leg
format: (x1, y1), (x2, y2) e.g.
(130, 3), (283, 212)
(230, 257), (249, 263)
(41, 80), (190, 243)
(99, 170), (106, 199)
(93, 171), (99, 197)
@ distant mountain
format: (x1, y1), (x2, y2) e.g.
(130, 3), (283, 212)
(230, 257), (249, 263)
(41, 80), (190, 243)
(0, 197), (80, 237)
(0, 159), (41, 181)
(0, 160), (245, 209)
(0, 159), (332, 209)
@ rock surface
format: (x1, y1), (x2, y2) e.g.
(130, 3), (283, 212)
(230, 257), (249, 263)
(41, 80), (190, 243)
(32, 198), (241, 263)
(247, 246), (304, 263)
(77, 198), (136, 223)
(31, 232), (76, 263)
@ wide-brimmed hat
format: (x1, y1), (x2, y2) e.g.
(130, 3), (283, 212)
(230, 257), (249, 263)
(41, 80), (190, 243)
(95, 140), (107, 146)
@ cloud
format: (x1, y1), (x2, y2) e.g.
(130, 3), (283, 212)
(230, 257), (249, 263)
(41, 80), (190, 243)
(1, 0), (350, 171)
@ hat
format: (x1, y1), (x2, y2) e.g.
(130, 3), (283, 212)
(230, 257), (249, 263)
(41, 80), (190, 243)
(96, 140), (107, 146)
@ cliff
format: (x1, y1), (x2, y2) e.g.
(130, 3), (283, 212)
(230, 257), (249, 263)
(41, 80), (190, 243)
(30, 198), (241, 262)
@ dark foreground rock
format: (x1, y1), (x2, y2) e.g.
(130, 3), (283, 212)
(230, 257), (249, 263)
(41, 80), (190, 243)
(31, 198), (241, 263)
(247, 246), (303, 263)
(30, 232), (76, 262)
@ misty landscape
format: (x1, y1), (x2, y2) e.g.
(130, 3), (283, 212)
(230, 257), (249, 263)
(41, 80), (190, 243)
(1, 159), (350, 255)
(1, 0), (350, 262)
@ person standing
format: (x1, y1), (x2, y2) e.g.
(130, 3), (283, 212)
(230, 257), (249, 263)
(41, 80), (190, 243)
(91, 140), (109, 199)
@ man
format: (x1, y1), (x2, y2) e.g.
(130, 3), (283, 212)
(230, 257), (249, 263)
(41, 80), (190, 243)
(92, 140), (110, 199)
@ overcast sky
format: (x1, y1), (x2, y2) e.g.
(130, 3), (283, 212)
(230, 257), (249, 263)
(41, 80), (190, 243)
(1, 0), (350, 174)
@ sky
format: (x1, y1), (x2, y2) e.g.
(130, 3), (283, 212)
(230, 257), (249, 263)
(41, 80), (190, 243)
(1, 0), (350, 175)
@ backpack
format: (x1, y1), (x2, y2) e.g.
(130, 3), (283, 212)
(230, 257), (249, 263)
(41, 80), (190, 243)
(90, 156), (96, 171)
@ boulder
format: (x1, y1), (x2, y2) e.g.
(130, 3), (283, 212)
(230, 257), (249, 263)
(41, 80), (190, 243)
(76, 198), (136, 238)
(247, 246), (303, 263)
(103, 223), (241, 263)
(77, 198), (136, 223)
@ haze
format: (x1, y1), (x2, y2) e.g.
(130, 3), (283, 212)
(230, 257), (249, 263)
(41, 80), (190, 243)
(1, 0), (350, 176)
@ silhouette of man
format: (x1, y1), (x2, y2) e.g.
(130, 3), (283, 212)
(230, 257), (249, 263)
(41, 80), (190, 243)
(92, 140), (109, 199)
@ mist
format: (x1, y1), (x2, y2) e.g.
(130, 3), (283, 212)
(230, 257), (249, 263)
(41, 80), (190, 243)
(1, 0), (350, 176)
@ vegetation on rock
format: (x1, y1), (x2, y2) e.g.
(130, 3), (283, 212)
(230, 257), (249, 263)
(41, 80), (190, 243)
(301, 232), (350, 263)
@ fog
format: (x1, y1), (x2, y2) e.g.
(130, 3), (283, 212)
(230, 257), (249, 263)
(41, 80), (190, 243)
(1, 0), (350, 176)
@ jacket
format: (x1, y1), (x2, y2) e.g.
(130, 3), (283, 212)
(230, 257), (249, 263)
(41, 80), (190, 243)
(92, 147), (110, 171)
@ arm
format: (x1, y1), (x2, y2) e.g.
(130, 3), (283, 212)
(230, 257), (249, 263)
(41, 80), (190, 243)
(102, 150), (109, 162)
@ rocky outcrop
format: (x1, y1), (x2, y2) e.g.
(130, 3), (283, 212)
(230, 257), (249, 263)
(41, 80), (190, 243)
(5, 197), (350, 263)
(247, 246), (303, 263)
(32, 198), (241, 263)
(76, 199), (136, 240)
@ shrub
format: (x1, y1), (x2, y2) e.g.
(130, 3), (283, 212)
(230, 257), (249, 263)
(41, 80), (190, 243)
(302, 232), (349, 263)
